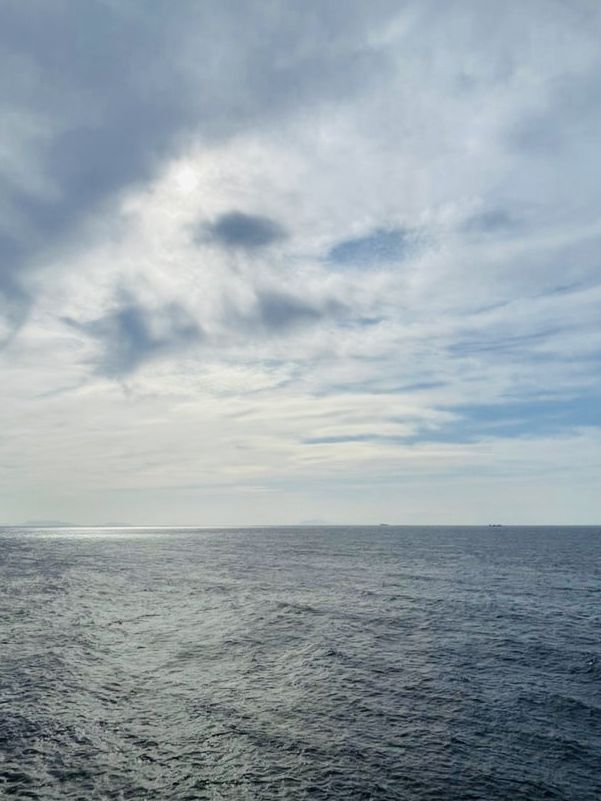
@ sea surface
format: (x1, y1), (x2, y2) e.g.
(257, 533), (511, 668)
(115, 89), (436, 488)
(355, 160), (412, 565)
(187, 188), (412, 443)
(0, 526), (600, 800)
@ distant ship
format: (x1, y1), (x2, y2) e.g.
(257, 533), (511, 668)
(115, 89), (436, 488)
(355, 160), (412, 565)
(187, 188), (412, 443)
(488, 523), (503, 527)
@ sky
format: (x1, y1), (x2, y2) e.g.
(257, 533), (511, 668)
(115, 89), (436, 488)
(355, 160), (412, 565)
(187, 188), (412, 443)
(1, 0), (600, 526)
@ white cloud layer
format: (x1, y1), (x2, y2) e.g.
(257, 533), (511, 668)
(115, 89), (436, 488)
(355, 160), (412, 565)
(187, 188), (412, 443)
(1, 1), (600, 524)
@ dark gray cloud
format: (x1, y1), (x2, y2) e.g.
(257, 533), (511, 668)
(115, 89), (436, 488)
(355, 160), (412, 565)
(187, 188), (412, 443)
(256, 290), (323, 331)
(226, 288), (345, 337)
(203, 211), (287, 250)
(0, 2), (197, 334)
(64, 297), (202, 377)
(0, 0), (398, 337)
(327, 227), (416, 266)
(65, 287), (343, 378)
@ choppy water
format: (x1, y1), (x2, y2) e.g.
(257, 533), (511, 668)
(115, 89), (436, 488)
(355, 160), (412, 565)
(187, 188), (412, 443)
(1, 526), (600, 800)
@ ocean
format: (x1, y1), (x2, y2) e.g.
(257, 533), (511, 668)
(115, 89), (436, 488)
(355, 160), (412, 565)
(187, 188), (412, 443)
(1, 525), (599, 800)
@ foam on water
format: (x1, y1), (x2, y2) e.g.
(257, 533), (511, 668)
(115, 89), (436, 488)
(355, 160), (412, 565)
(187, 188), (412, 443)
(1, 526), (600, 800)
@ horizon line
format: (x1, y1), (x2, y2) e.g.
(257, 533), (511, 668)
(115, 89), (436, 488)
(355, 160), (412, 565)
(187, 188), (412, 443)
(2, 523), (600, 530)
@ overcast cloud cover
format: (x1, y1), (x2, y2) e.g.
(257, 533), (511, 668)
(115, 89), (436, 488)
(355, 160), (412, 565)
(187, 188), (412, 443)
(1, 0), (600, 525)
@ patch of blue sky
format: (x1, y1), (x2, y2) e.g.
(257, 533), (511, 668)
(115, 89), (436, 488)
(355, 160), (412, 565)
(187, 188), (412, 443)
(302, 394), (601, 449)
(408, 394), (601, 445)
(327, 227), (415, 266)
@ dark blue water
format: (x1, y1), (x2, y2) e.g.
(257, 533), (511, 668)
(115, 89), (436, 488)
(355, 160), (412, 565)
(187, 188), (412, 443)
(1, 526), (600, 800)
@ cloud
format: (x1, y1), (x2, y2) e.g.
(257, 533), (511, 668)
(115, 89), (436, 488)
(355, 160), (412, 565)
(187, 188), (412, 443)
(64, 296), (202, 377)
(62, 285), (340, 377)
(255, 290), (324, 331)
(203, 211), (287, 250)
(0, 0), (398, 336)
(2, 1), (601, 524)
(222, 289), (345, 339)
(0, 2), (199, 330)
(303, 434), (404, 445)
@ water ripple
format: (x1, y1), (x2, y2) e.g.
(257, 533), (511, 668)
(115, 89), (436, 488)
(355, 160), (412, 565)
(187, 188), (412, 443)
(1, 525), (600, 800)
